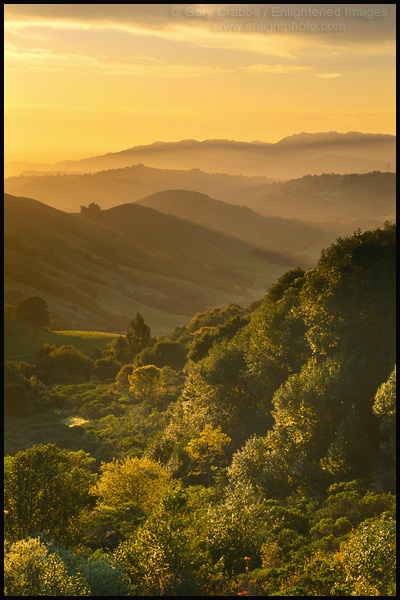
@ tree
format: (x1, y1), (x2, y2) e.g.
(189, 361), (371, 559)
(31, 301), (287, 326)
(4, 537), (90, 596)
(373, 366), (396, 466)
(115, 364), (135, 387)
(37, 345), (94, 384)
(80, 202), (102, 218)
(14, 296), (50, 328)
(138, 340), (188, 370)
(128, 365), (166, 405)
(92, 357), (121, 380)
(91, 456), (170, 514)
(185, 425), (231, 484)
(126, 313), (151, 355)
(320, 406), (371, 479)
(301, 225), (396, 379)
(339, 514), (396, 595)
(4, 445), (94, 543)
(105, 335), (134, 364)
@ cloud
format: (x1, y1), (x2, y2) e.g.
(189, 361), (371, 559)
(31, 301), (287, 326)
(242, 64), (311, 74)
(314, 73), (342, 79)
(4, 4), (396, 59)
(5, 41), (311, 77)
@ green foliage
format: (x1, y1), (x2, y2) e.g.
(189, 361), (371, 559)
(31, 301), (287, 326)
(126, 312), (151, 355)
(188, 314), (249, 363)
(321, 406), (371, 479)
(36, 344), (94, 384)
(202, 485), (266, 573)
(301, 225), (395, 372)
(228, 435), (269, 494)
(104, 335), (134, 365)
(138, 339), (188, 370)
(92, 356), (121, 380)
(4, 444), (94, 543)
(339, 513), (396, 595)
(114, 484), (229, 595)
(3, 225), (396, 596)
(115, 363), (135, 387)
(55, 545), (129, 596)
(12, 296), (51, 329)
(4, 537), (90, 596)
(267, 267), (306, 303)
(185, 424), (231, 484)
(373, 366), (396, 466)
(128, 364), (165, 405)
(91, 456), (171, 514)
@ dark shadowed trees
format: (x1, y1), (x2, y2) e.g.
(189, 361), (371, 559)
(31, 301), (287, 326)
(126, 313), (151, 356)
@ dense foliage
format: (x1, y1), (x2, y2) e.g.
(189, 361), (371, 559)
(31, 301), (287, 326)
(4, 225), (396, 596)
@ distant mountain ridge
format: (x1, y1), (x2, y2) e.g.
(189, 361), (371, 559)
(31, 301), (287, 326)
(242, 172), (396, 223)
(5, 131), (395, 178)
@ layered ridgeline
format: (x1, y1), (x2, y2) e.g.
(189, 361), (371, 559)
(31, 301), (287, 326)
(242, 171), (396, 224)
(5, 132), (395, 178)
(4, 193), (309, 333)
(4, 165), (271, 213)
(136, 190), (336, 260)
(4, 168), (395, 233)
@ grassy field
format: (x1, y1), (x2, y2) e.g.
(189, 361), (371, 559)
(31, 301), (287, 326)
(4, 320), (119, 362)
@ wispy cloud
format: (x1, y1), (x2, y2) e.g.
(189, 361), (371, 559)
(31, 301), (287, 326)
(4, 42), (311, 77)
(314, 73), (341, 79)
(241, 64), (311, 74)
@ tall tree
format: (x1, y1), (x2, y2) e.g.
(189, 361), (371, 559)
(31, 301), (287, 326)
(126, 313), (151, 355)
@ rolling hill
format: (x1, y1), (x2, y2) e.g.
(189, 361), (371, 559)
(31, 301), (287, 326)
(5, 132), (395, 178)
(4, 320), (118, 363)
(5, 168), (394, 240)
(4, 193), (306, 333)
(4, 165), (272, 213)
(135, 189), (335, 260)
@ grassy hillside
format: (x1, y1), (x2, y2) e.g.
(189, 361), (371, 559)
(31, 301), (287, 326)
(136, 189), (336, 260)
(4, 320), (118, 362)
(5, 194), (302, 333)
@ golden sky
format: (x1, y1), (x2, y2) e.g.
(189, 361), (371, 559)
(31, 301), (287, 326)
(4, 4), (396, 164)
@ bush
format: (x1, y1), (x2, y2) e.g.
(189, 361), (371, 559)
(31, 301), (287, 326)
(92, 357), (121, 380)
(339, 513), (396, 595)
(37, 345), (94, 384)
(4, 537), (90, 596)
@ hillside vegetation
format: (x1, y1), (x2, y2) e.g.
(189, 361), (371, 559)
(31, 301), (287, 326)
(4, 224), (396, 596)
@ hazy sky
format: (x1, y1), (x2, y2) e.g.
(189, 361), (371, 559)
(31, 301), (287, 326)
(4, 3), (396, 163)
